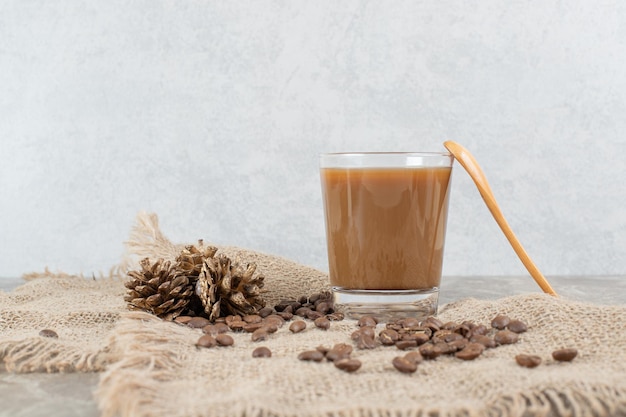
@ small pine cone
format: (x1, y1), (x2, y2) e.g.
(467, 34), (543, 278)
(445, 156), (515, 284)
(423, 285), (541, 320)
(124, 258), (194, 320)
(176, 240), (218, 280)
(196, 254), (266, 321)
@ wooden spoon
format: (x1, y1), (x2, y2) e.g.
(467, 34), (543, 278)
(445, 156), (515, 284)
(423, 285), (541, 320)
(443, 140), (557, 296)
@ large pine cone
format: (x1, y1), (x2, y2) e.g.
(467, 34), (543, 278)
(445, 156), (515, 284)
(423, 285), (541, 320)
(196, 254), (265, 321)
(124, 258), (194, 320)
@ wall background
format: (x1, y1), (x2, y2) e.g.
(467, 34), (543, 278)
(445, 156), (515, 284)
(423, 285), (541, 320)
(1, 1), (625, 280)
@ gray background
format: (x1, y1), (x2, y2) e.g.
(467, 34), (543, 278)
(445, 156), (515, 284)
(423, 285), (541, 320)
(1, 1), (625, 280)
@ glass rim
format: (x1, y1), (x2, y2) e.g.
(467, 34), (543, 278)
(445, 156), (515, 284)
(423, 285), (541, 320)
(320, 151), (454, 168)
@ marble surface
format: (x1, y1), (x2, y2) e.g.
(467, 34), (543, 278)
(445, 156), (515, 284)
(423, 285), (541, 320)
(1, 275), (625, 417)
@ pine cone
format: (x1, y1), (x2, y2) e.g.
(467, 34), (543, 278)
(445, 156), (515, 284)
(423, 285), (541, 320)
(124, 258), (194, 320)
(196, 254), (265, 321)
(176, 240), (218, 279)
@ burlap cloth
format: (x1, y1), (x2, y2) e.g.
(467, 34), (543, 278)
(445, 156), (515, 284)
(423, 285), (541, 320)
(1, 213), (625, 417)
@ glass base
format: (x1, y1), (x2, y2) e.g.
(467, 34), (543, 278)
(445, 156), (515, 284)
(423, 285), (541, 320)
(332, 287), (439, 322)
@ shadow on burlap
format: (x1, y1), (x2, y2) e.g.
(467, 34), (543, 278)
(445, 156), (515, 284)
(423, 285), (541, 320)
(1, 212), (625, 417)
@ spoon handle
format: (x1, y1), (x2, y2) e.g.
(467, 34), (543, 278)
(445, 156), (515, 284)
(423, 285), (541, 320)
(444, 141), (557, 296)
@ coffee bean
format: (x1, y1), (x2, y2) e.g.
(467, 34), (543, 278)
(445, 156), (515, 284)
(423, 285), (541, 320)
(507, 319), (528, 334)
(298, 295), (309, 305)
(314, 317), (331, 330)
(491, 315), (510, 330)
(315, 301), (331, 314)
(251, 328), (268, 342)
(196, 334), (217, 348)
(418, 343), (441, 359)
(316, 345), (330, 355)
(289, 320), (306, 333)
(515, 354), (541, 368)
(403, 351), (424, 365)
(39, 329), (58, 338)
(308, 293), (322, 304)
(379, 329), (399, 345)
(357, 315), (378, 327)
(295, 307), (311, 317)
(396, 340), (418, 350)
(470, 334), (496, 349)
(469, 324), (489, 337)
(265, 314), (285, 327)
(252, 346), (272, 358)
(282, 305), (294, 315)
(423, 316), (444, 331)
(455, 343), (485, 360)
(243, 314), (263, 324)
(494, 330), (519, 345)
(215, 334), (234, 347)
(298, 350), (324, 362)
(227, 320), (247, 332)
(452, 323), (472, 337)
(356, 332), (378, 350)
(243, 322), (264, 333)
(225, 315), (242, 326)
(442, 321), (457, 331)
(447, 338), (469, 352)
(174, 316), (193, 325)
(202, 322), (229, 335)
(257, 307), (274, 318)
(400, 317), (421, 331)
(552, 348), (578, 362)
(326, 312), (345, 321)
(277, 311), (293, 321)
(326, 343), (353, 362)
(334, 358), (362, 373)
(358, 326), (376, 339)
(392, 356), (417, 373)
(306, 310), (324, 320)
(187, 317), (211, 329)
(264, 323), (279, 334)
(434, 342), (456, 355)
(402, 332), (431, 346)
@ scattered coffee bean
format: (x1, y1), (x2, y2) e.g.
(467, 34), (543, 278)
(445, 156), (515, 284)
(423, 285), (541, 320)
(418, 343), (441, 360)
(252, 346), (272, 358)
(379, 329), (399, 345)
(39, 329), (58, 338)
(357, 315), (378, 327)
(334, 358), (362, 373)
(423, 316), (444, 332)
(306, 310), (324, 320)
(298, 350), (325, 362)
(187, 317), (211, 329)
(215, 334), (234, 347)
(507, 319), (528, 334)
(257, 307), (274, 318)
(326, 312), (345, 321)
(264, 323), (279, 334)
(224, 315), (241, 326)
(494, 330), (519, 345)
(403, 351), (424, 365)
(326, 343), (353, 362)
(315, 301), (332, 314)
(243, 314), (262, 324)
(469, 324), (489, 337)
(265, 315), (285, 327)
(455, 342), (485, 360)
(552, 348), (578, 362)
(227, 320), (247, 332)
(251, 328), (268, 342)
(295, 307), (311, 317)
(470, 334), (496, 349)
(355, 332), (377, 349)
(243, 322), (264, 333)
(396, 340), (418, 351)
(447, 338), (469, 352)
(400, 317), (421, 331)
(515, 354), (541, 368)
(392, 356), (417, 373)
(174, 316), (193, 325)
(196, 334), (217, 348)
(277, 311), (294, 321)
(314, 316), (331, 330)
(289, 320), (307, 333)
(316, 345), (331, 355)
(491, 315), (510, 330)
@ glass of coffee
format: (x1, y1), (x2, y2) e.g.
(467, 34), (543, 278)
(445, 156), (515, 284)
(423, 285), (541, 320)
(320, 152), (453, 320)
